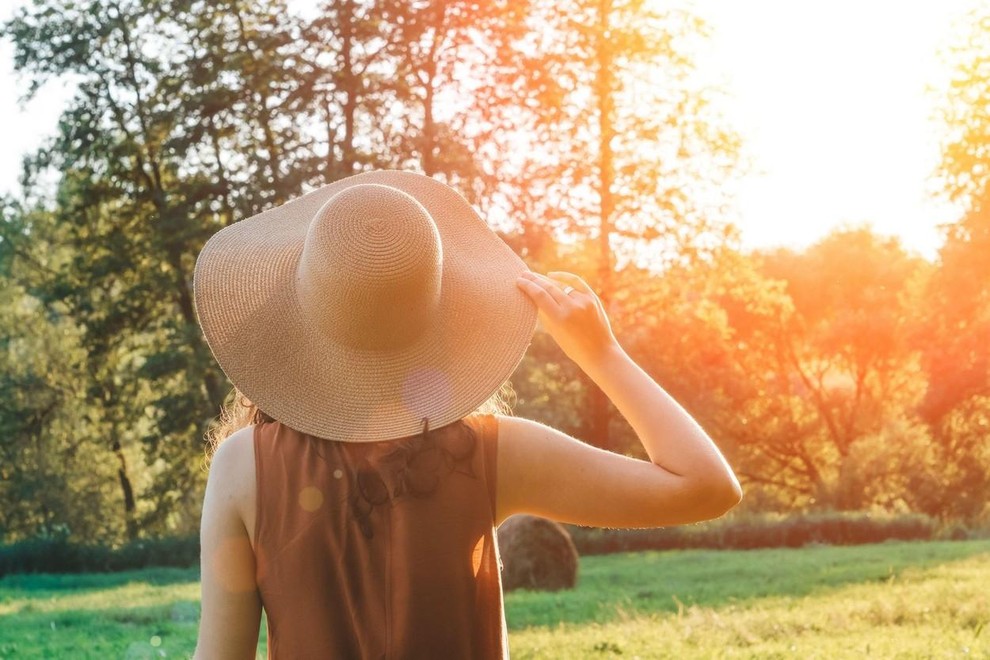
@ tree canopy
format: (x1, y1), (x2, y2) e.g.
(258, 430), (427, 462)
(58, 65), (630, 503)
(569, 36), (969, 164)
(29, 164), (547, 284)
(1, 0), (988, 545)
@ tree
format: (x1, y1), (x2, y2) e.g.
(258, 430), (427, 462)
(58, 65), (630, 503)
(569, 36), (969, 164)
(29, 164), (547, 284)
(618, 244), (802, 508)
(376, 0), (513, 193)
(623, 229), (934, 512)
(0, 0), (525, 542)
(470, 0), (741, 451)
(301, 0), (394, 178)
(909, 4), (990, 522)
(752, 229), (930, 510)
(2, 0), (319, 540)
(0, 209), (124, 542)
(923, 4), (990, 422)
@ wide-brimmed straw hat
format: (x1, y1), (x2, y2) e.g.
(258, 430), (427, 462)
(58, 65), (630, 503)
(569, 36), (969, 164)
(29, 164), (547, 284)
(192, 170), (537, 442)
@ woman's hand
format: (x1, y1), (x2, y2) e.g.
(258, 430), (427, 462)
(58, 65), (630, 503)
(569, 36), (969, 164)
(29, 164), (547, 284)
(516, 270), (620, 372)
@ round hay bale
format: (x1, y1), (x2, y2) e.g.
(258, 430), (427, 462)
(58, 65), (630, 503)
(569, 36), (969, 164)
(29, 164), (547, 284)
(497, 514), (579, 592)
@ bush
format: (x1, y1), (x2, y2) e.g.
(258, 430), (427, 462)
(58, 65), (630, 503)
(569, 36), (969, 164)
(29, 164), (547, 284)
(0, 533), (199, 577)
(498, 515), (579, 591)
(566, 512), (944, 555)
(0, 511), (979, 576)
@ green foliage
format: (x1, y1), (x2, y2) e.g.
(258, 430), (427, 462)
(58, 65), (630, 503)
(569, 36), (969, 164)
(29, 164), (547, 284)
(565, 512), (946, 555)
(509, 331), (588, 438)
(3, 0), (746, 541)
(0, 276), (122, 544)
(1, 0), (989, 550)
(0, 0), (488, 545)
(904, 396), (990, 523)
(0, 532), (199, 578)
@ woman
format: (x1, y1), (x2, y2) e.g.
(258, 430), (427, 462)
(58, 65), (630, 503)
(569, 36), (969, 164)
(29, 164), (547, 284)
(192, 171), (741, 659)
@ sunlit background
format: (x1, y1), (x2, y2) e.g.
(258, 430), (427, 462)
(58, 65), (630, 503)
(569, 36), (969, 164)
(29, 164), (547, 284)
(692, 0), (971, 258)
(0, 0), (974, 257)
(2, 1), (990, 656)
(2, 0), (987, 525)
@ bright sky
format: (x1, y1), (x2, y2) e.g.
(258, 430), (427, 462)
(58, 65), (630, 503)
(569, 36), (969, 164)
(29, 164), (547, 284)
(691, 0), (974, 259)
(0, 0), (975, 260)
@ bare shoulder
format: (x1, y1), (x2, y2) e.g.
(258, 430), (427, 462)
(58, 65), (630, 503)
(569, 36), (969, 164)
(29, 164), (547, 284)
(196, 425), (262, 657)
(205, 425), (258, 526)
(492, 413), (606, 460)
(492, 413), (559, 440)
(209, 426), (256, 475)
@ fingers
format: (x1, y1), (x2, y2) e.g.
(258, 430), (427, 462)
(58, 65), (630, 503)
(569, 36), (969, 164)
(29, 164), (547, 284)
(516, 273), (564, 316)
(531, 272), (574, 304)
(547, 271), (594, 297)
(517, 271), (567, 312)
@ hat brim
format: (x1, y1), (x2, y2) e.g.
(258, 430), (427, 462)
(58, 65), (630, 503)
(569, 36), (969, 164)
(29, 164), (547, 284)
(193, 170), (537, 441)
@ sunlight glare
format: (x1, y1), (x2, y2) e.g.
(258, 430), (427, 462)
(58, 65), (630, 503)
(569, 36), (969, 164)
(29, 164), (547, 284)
(687, 0), (977, 258)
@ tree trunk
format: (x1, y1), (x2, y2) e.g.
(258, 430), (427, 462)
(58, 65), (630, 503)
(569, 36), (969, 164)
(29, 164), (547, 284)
(112, 434), (139, 541)
(588, 0), (615, 451)
(340, 0), (357, 176)
(422, 66), (437, 176)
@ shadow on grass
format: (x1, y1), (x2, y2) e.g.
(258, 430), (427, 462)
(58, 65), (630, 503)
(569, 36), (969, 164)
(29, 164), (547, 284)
(504, 539), (990, 630)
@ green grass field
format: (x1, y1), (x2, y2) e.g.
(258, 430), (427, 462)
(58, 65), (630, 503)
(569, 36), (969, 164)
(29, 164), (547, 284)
(0, 540), (986, 658)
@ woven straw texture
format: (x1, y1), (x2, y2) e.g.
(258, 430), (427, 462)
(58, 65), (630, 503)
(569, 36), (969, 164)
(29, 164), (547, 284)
(193, 170), (537, 442)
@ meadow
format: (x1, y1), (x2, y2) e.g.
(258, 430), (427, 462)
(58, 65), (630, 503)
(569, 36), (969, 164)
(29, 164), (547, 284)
(0, 540), (986, 659)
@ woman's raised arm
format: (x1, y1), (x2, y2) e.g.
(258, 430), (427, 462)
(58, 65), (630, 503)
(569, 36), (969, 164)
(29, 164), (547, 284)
(499, 271), (742, 528)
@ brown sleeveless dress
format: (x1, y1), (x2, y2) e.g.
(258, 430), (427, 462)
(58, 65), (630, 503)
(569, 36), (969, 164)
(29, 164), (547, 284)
(252, 413), (507, 659)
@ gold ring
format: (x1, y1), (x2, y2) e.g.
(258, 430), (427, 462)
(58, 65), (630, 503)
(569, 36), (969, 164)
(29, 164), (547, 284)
(562, 285), (576, 296)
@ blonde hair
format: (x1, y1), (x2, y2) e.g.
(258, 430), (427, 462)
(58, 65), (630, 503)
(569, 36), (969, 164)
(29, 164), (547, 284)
(202, 381), (516, 467)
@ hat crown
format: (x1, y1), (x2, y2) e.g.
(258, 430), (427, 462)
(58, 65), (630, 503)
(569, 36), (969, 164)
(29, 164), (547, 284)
(296, 184), (442, 350)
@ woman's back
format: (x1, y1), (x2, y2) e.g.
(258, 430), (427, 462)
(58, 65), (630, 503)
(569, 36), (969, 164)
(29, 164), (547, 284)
(245, 415), (505, 659)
